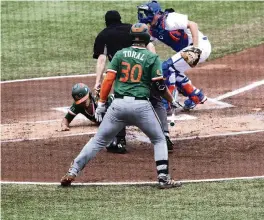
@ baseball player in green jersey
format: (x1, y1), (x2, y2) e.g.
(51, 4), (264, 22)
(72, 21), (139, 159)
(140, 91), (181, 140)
(61, 83), (127, 154)
(61, 23), (181, 189)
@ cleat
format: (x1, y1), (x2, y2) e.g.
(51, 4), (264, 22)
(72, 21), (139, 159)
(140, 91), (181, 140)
(183, 99), (196, 110)
(60, 173), (76, 187)
(107, 137), (127, 154)
(158, 174), (182, 189)
(165, 135), (174, 153)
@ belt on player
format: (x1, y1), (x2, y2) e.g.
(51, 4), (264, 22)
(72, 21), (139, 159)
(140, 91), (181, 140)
(114, 93), (149, 100)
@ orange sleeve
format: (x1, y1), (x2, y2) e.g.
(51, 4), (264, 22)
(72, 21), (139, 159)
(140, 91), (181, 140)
(99, 71), (116, 102)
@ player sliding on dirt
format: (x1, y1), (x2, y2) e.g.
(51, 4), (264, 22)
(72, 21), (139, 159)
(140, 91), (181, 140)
(137, 1), (212, 110)
(61, 23), (181, 189)
(61, 83), (127, 154)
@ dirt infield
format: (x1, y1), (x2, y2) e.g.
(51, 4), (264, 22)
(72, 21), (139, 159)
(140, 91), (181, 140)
(1, 45), (264, 183)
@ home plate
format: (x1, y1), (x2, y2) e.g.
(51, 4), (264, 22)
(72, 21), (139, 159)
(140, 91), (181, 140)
(52, 107), (89, 120)
(176, 97), (233, 111)
(167, 114), (196, 121)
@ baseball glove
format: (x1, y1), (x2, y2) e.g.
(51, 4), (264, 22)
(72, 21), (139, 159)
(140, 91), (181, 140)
(181, 47), (202, 67)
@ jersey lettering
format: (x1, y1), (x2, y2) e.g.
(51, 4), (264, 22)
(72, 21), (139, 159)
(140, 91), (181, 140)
(120, 61), (130, 82)
(120, 61), (143, 83)
(123, 51), (145, 61)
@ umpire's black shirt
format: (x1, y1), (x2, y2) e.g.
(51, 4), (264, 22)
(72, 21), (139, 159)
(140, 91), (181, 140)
(93, 23), (133, 61)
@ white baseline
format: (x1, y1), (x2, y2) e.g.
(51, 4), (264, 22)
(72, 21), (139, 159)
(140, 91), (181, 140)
(1, 175), (264, 186)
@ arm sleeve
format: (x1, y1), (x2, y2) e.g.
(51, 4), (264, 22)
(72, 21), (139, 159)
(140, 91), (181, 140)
(93, 33), (107, 59)
(99, 71), (116, 103)
(65, 104), (78, 122)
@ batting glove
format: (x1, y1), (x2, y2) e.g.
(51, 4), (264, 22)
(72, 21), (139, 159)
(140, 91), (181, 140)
(95, 101), (106, 123)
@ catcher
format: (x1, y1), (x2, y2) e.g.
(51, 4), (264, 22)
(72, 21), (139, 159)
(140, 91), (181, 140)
(137, 1), (212, 110)
(61, 83), (127, 154)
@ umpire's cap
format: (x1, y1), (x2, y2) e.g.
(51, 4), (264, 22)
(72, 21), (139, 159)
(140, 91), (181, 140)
(105, 10), (121, 26)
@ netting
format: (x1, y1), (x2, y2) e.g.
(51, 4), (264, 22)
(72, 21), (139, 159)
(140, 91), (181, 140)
(1, 1), (264, 219)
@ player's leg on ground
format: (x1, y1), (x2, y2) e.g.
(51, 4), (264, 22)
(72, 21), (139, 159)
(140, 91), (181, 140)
(131, 101), (169, 178)
(68, 104), (126, 176)
(131, 101), (181, 188)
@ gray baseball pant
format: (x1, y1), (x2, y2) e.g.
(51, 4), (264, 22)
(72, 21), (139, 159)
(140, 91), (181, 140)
(69, 97), (168, 176)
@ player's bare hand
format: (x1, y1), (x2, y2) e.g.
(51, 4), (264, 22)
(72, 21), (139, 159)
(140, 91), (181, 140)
(61, 118), (70, 131)
(94, 83), (101, 97)
(61, 124), (70, 131)
(95, 101), (106, 123)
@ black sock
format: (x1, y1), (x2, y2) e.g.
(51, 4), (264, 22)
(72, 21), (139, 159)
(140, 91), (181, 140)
(156, 160), (169, 177)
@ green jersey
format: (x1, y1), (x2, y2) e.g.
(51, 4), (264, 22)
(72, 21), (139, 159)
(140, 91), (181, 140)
(65, 95), (114, 123)
(107, 46), (163, 98)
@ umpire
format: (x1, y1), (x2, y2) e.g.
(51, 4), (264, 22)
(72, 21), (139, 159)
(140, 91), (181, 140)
(92, 10), (174, 152)
(93, 10), (132, 89)
(93, 10), (132, 152)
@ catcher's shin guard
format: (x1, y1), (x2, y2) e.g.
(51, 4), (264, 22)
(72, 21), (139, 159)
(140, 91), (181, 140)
(175, 77), (192, 97)
(184, 89), (207, 110)
(176, 77), (207, 107)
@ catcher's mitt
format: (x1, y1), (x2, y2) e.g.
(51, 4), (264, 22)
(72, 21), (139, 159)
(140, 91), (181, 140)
(181, 47), (202, 67)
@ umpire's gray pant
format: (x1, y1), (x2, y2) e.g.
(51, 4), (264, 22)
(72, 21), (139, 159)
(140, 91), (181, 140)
(69, 97), (168, 176)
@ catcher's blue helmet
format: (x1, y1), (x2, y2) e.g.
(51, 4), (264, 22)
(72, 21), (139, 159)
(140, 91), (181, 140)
(137, 1), (162, 24)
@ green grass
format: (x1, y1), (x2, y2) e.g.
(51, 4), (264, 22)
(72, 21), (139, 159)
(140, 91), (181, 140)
(1, 179), (264, 220)
(1, 1), (264, 80)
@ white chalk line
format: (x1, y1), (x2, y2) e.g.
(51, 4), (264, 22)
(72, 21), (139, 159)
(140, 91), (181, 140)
(2, 129), (264, 144)
(1, 119), (62, 126)
(173, 129), (264, 141)
(1, 175), (264, 186)
(1, 131), (97, 143)
(215, 80), (264, 101)
(207, 98), (233, 107)
(131, 129), (264, 143)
